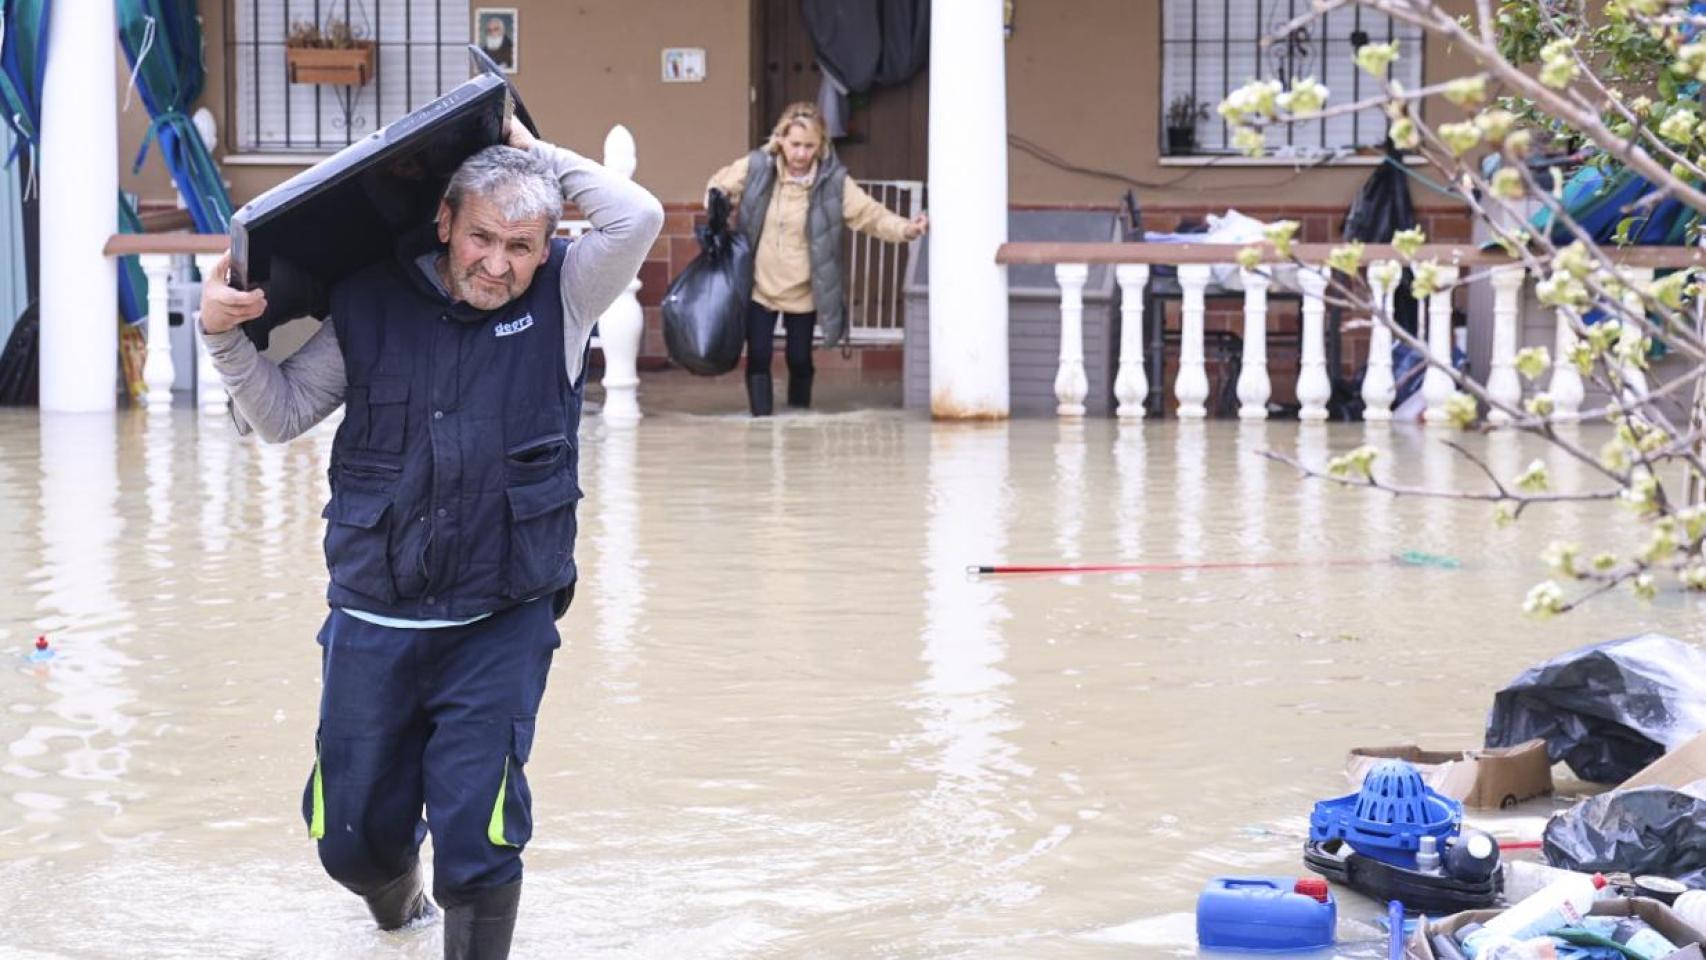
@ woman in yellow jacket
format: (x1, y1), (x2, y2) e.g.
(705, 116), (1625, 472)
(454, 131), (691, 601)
(707, 102), (927, 416)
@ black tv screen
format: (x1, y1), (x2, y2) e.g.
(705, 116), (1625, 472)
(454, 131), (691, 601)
(228, 72), (512, 297)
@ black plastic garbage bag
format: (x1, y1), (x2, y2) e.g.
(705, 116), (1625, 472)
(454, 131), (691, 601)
(662, 189), (752, 376)
(1485, 634), (1706, 783)
(1543, 786), (1706, 887)
(1343, 141), (1417, 244)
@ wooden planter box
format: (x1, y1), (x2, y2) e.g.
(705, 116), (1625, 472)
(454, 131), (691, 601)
(286, 42), (376, 86)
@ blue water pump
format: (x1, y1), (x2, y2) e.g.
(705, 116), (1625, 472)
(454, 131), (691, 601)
(1309, 759), (1462, 869)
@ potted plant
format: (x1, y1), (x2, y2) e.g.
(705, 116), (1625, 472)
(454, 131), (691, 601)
(285, 18), (375, 86)
(1165, 94), (1210, 155)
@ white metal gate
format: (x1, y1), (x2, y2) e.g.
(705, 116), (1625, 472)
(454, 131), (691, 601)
(844, 179), (923, 342)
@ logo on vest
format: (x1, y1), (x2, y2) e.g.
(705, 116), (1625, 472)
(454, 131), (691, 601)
(494, 314), (535, 338)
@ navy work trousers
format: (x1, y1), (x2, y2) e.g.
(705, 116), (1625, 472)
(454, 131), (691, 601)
(302, 598), (558, 909)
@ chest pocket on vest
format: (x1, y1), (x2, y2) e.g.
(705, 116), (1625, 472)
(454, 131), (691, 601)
(504, 434), (583, 598)
(359, 377), (409, 454)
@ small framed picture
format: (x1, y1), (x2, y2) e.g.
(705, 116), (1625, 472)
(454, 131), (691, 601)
(474, 8), (519, 73)
(662, 47), (706, 83)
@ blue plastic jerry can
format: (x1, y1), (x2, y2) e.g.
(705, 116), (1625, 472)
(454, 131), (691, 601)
(1196, 876), (1337, 952)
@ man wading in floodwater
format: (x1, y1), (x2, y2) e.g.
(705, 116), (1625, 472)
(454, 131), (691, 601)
(198, 119), (663, 958)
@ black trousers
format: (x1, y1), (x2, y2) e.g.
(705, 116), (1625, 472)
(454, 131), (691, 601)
(745, 301), (815, 415)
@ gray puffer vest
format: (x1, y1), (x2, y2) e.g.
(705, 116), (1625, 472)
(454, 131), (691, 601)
(737, 148), (850, 346)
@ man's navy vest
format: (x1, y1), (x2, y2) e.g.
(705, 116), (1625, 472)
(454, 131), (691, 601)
(322, 235), (583, 621)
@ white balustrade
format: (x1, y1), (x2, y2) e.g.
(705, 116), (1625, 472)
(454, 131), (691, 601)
(1362, 261), (1398, 421)
(1421, 264), (1461, 425)
(1113, 264), (1149, 418)
(1550, 307), (1586, 417)
(1174, 264), (1212, 419)
(1296, 268), (1331, 421)
(140, 253), (176, 413)
(193, 252), (229, 414)
(1617, 266), (1654, 399)
(1236, 268), (1271, 420)
(1487, 265), (1526, 424)
(1052, 262), (1089, 417)
(597, 124), (645, 422)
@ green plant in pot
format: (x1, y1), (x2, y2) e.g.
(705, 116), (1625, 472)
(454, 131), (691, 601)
(1165, 94), (1210, 155)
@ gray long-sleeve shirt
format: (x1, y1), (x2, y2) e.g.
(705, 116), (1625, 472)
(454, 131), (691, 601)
(203, 141), (665, 442)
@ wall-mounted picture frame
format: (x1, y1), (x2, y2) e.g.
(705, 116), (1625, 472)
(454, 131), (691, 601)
(662, 47), (706, 83)
(474, 8), (518, 73)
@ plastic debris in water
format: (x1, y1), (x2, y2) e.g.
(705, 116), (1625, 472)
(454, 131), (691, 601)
(1392, 550), (1462, 569)
(27, 634), (54, 663)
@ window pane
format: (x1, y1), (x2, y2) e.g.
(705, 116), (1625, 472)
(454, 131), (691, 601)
(232, 0), (473, 153)
(1161, 0), (1422, 156)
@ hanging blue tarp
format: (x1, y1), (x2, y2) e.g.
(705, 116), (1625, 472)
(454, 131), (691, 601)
(116, 0), (232, 234)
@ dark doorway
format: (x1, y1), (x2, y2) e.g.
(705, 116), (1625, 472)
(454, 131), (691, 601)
(751, 0), (929, 182)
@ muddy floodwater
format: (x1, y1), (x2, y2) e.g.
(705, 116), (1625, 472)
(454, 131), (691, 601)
(1, 408), (1699, 959)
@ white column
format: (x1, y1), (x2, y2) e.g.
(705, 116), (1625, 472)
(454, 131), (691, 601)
(1113, 264), (1150, 419)
(1550, 307), (1586, 417)
(39, 1), (120, 411)
(597, 124), (645, 422)
(1236, 268), (1271, 420)
(1053, 263), (1088, 417)
(1618, 267), (1654, 399)
(140, 255), (176, 413)
(1174, 264), (1212, 418)
(1487, 265), (1526, 424)
(928, 0), (1009, 419)
(1421, 265), (1461, 425)
(1296, 267), (1331, 421)
(1362, 261), (1398, 421)
(193, 253), (229, 414)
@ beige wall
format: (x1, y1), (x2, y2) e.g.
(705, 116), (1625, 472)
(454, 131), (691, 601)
(120, 0), (1477, 211)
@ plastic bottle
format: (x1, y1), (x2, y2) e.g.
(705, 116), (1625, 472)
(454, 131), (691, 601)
(1674, 890), (1706, 937)
(1479, 871), (1606, 941)
(1499, 861), (1604, 905)
(1611, 918), (1677, 960)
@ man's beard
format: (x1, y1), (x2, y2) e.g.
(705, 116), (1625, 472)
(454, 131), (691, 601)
(449, 262), (516, 310)
(484, 32), (505, 51)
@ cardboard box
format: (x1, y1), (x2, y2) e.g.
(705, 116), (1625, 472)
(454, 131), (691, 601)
(1405, 897), (1706, 960)
(1347, 740), (1553, 809)
(1622, 730), (1706, 791)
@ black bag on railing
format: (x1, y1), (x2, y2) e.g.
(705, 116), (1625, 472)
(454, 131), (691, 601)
(662, 189), (753, 376)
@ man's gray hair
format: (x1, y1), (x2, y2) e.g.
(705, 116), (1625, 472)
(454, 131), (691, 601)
(443, 145), (563, 228)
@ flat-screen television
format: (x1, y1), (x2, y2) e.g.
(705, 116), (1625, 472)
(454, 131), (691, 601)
(227, 72), (513, 345)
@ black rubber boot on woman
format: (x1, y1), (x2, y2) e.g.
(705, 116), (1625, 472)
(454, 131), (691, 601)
(746, 373), (774, 417)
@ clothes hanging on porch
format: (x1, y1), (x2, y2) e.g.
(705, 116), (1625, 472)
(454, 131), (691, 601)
(801, 0), (929, 96)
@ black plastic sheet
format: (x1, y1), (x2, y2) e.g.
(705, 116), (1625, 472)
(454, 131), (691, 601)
(0, 302), (39, 406)
(661, 190), (752, 377)
(1543, 786), (1706, 886)
(1485, 634), (1706, 783)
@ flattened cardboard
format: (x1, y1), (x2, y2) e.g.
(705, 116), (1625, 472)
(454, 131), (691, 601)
(1622, 730), (1706, 791)
(1347, 740), (1553, 809)
(1405, 897), (1706, 960)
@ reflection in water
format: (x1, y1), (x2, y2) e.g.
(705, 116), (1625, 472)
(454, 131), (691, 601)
(912, 425), (1024, 829)
(1295, 425), (1328, 555)
(592, 421), (646, 691)
(14, 415), (136, 819)
(198, 420), (235, 556)
(1113, 421), (1146, 563)
(1053, 423), (1086, 580)
(1175, 423), (1206, 564)
(1237, 422), (1270, 556)
(1421, 429), (1459, 551)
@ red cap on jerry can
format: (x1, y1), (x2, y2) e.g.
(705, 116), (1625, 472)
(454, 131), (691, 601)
(1293, 878), (1330, 903)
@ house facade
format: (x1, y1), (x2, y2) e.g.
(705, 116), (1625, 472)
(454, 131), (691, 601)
(110, 0), (1479, 412)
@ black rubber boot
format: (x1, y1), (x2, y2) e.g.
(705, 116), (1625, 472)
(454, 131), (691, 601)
(442, 881), (521, 960)
(746, 373), (774, 417)
(363, 861), (437, 931)
(786, 370), (814, 409)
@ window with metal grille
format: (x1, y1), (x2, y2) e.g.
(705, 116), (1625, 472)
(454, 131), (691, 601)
(1161, 0), (1424, 157)
(229, 0), (471, 153)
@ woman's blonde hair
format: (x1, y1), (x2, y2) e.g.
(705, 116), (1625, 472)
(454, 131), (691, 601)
(764, 101), (830, 160)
